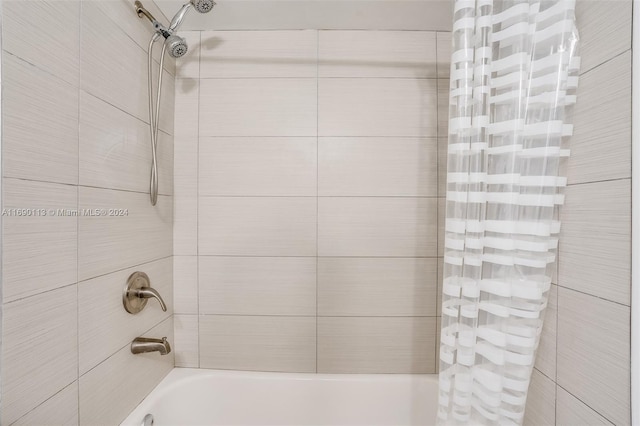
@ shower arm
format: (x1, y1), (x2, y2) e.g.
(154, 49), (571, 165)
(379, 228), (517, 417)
(134, 1), (157, 23)
(135, 1), (171, 38)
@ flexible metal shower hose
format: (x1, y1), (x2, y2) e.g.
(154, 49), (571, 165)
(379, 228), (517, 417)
(147, 33), (166, 206)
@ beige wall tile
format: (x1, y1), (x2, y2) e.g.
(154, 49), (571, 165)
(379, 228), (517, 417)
(200, 256), (316, 315)
(318, 31), (436, 78)
(80, 4), (148, 123)
(199, 137), (317, 196)
(524, 370), (556, 426)
(175, 314), (199, 368)
(556, 386), (614, 426)
(318, 137), (437, 196)
(78, 258), (173, 375)
(176, 31), (201, 79)
(12, 382), (78, 426)
(559, 179), (630, 305)
(174, 195), (198, 256)
(200, 30), (317, 78)
(557, 287), (630, 425)
(3, 55), (79, 184)
(199, 197), (317, 256)
(318, 257), (437, 316)
(3, 179), (77, 302)
(199, 315), (316, 372)
(3, 0), (80, 85)
(436, 32), (451, 79)
(174, 136), (198, 198)
(435, 316), (441, 373)
(158, 132), (175, 196)
(84, 0), (175, 74)
(199, 79), (317, 136)
(78, 188), (173, 281)
(175, 80), (200, 138)
(437, 79), (449, 138)
(535, 285), (557, 380)
(157, 68), (176, 136)
(576, 0), (631, 74)
(437, 198), (446, 257)
(437, 259), (443, 317)
(438, 138), (448, 197)
(79, 318), (173, 426)
(79, 92), (173, 195)
(318, 78), (437, 137)
(569, 52), (631, 184)
(174, 256), (199, 314)
(318, 317), (436, 373)
(2, 286), (78, 425)
(318, 197), (437, 257)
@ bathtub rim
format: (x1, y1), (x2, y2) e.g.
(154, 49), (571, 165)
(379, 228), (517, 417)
(121, 367), (440, 426)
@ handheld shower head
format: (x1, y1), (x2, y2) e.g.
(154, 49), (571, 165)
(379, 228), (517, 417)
(168, 0), (215, 31)
(165, 35), (188, 58)
(192, 0), (216, 13)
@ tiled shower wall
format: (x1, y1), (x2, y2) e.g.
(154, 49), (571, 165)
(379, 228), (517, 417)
(524, 1), (633, 425)
(173, 30), (451, 373)
(1, 1), (175, 424)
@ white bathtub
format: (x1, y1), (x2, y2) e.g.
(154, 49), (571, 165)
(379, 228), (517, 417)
(121, 368), (439, 426)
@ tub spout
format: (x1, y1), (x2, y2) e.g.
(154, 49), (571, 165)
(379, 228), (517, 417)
(131, 337), (171, 355)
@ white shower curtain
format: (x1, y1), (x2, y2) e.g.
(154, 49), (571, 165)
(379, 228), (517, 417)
(438, 0), (580, 424)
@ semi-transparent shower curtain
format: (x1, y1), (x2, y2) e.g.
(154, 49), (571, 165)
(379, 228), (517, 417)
(438, 0), (580, 424)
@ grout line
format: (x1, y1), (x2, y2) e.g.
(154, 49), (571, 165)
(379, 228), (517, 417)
(199, 314), (440, 318)
(198, 136), (438, 139)
(2, 50), (78, 88)
(79, 316), (173, 379)
(196, 30), (202, 369)
(196, 195), (442, 199)
(566, 176), (631, 187)
(555, 241), (560, 425)
(191, 29), (443, 33)
(194, 255), (442, 259)
(315, 29), (320, 374)
(555, 383), (616, 426)
(1, 280), (81, 306)
(1, 177), (174, 198)
(194, 76), (439, 80)
(1, 176), (78, 189)
(9, 380), (79, 426)
(77, 256), (173, 287)
(533, 366), (555, 384)
(434, 32), (441, 361)
(78, 183), (173, 197)
(556, 284), (632, 308)
(81, 89), (175, 137)
(2, 255), (174, 306)
(0, 5), (3, 420)
(579, 48), (631, 78)
(76, 1), (82, 420)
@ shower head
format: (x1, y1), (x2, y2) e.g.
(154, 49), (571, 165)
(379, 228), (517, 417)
(136, 0), (214, 57)
(192, 0), (216, 13)
(165, 34), (188, 58)
(168, 0), (216, 32)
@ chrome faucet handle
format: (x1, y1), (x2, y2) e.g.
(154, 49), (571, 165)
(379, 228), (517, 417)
(123, 271), (168, 314)
(134, 287), (167, 311)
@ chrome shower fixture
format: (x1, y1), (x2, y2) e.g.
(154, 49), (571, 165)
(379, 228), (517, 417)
(168, 0), (216, 32)
(165, 34), (189, 58)
(134, 0), (215, 206)
(134, 0), (214, 58)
